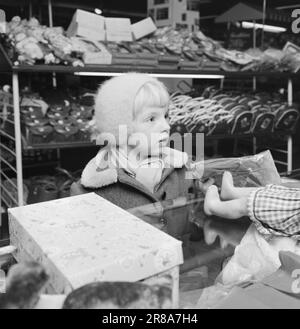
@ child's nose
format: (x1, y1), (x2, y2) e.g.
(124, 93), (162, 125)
(161, 118), (170, 133)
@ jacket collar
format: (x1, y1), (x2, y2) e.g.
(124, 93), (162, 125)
(118, 168), (159, 202)
(80, 147), (188, 189)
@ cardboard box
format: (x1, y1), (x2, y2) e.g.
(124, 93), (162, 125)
(68, 9), (105, 30)
(105, 17), (133, 42)
(8, 193), (183, 307)
(67, 24), (106, 41)
(131, 17), (157, 40)
(67, 9), (105, 41)
(105, 17), (131, 31)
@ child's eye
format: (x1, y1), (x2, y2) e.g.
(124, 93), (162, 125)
(165, 113), (169, 120)
(148, 116), (155, 122)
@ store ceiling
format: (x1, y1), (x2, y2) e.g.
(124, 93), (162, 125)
(1, 0), (300, 26)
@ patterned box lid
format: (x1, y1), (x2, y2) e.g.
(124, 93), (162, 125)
(8, 193), (183, 293)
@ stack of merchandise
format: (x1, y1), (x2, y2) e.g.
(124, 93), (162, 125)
(1, 16), (112, 66)
(2, 11), (300, 71)
(129, 42), (159, 69)
(143, 27), (212, 70)
(3, 17), (85, 66)
(26, 167), (82, 205)
(2, 167), (82, 207)
(169, 87), (300, 136)
(0, 87), (95, 147)
(241, 44), (300, 73)
(22, 93), (94, 146)
(140, 40), (179, 70)
(105, 42), (141, 68)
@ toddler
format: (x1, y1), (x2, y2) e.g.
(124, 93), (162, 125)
(71, 73), (209, 239)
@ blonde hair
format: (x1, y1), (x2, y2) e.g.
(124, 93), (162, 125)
(134, 80), (170, 117)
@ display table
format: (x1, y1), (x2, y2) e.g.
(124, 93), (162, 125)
(8, 193), (184, 308)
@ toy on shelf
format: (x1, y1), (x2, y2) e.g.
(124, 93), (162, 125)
(169, 87), (300, 137)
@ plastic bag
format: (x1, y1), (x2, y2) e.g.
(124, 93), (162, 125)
(200, 150), (281, 188)
(217, 224), (300, 286)
(195, 282), (234, 309)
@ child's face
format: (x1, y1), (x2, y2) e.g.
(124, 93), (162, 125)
(129, 105), (170, 157)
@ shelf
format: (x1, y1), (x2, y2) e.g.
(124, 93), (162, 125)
(2, 161), (60, 172)
(10, 64), (300, 79)
(22, 161), (60, 170)
(20, 133), (295, 151)
(23, 140), (96, 150)
(0, 44), (299, 79)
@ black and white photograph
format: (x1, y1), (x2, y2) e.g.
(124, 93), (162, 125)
(0, 0), (300, 313)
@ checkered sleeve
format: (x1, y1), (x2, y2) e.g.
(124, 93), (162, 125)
(247, 187), (272, 236)
(247, 185), (300, 239)
(264, 184), (300, 192)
